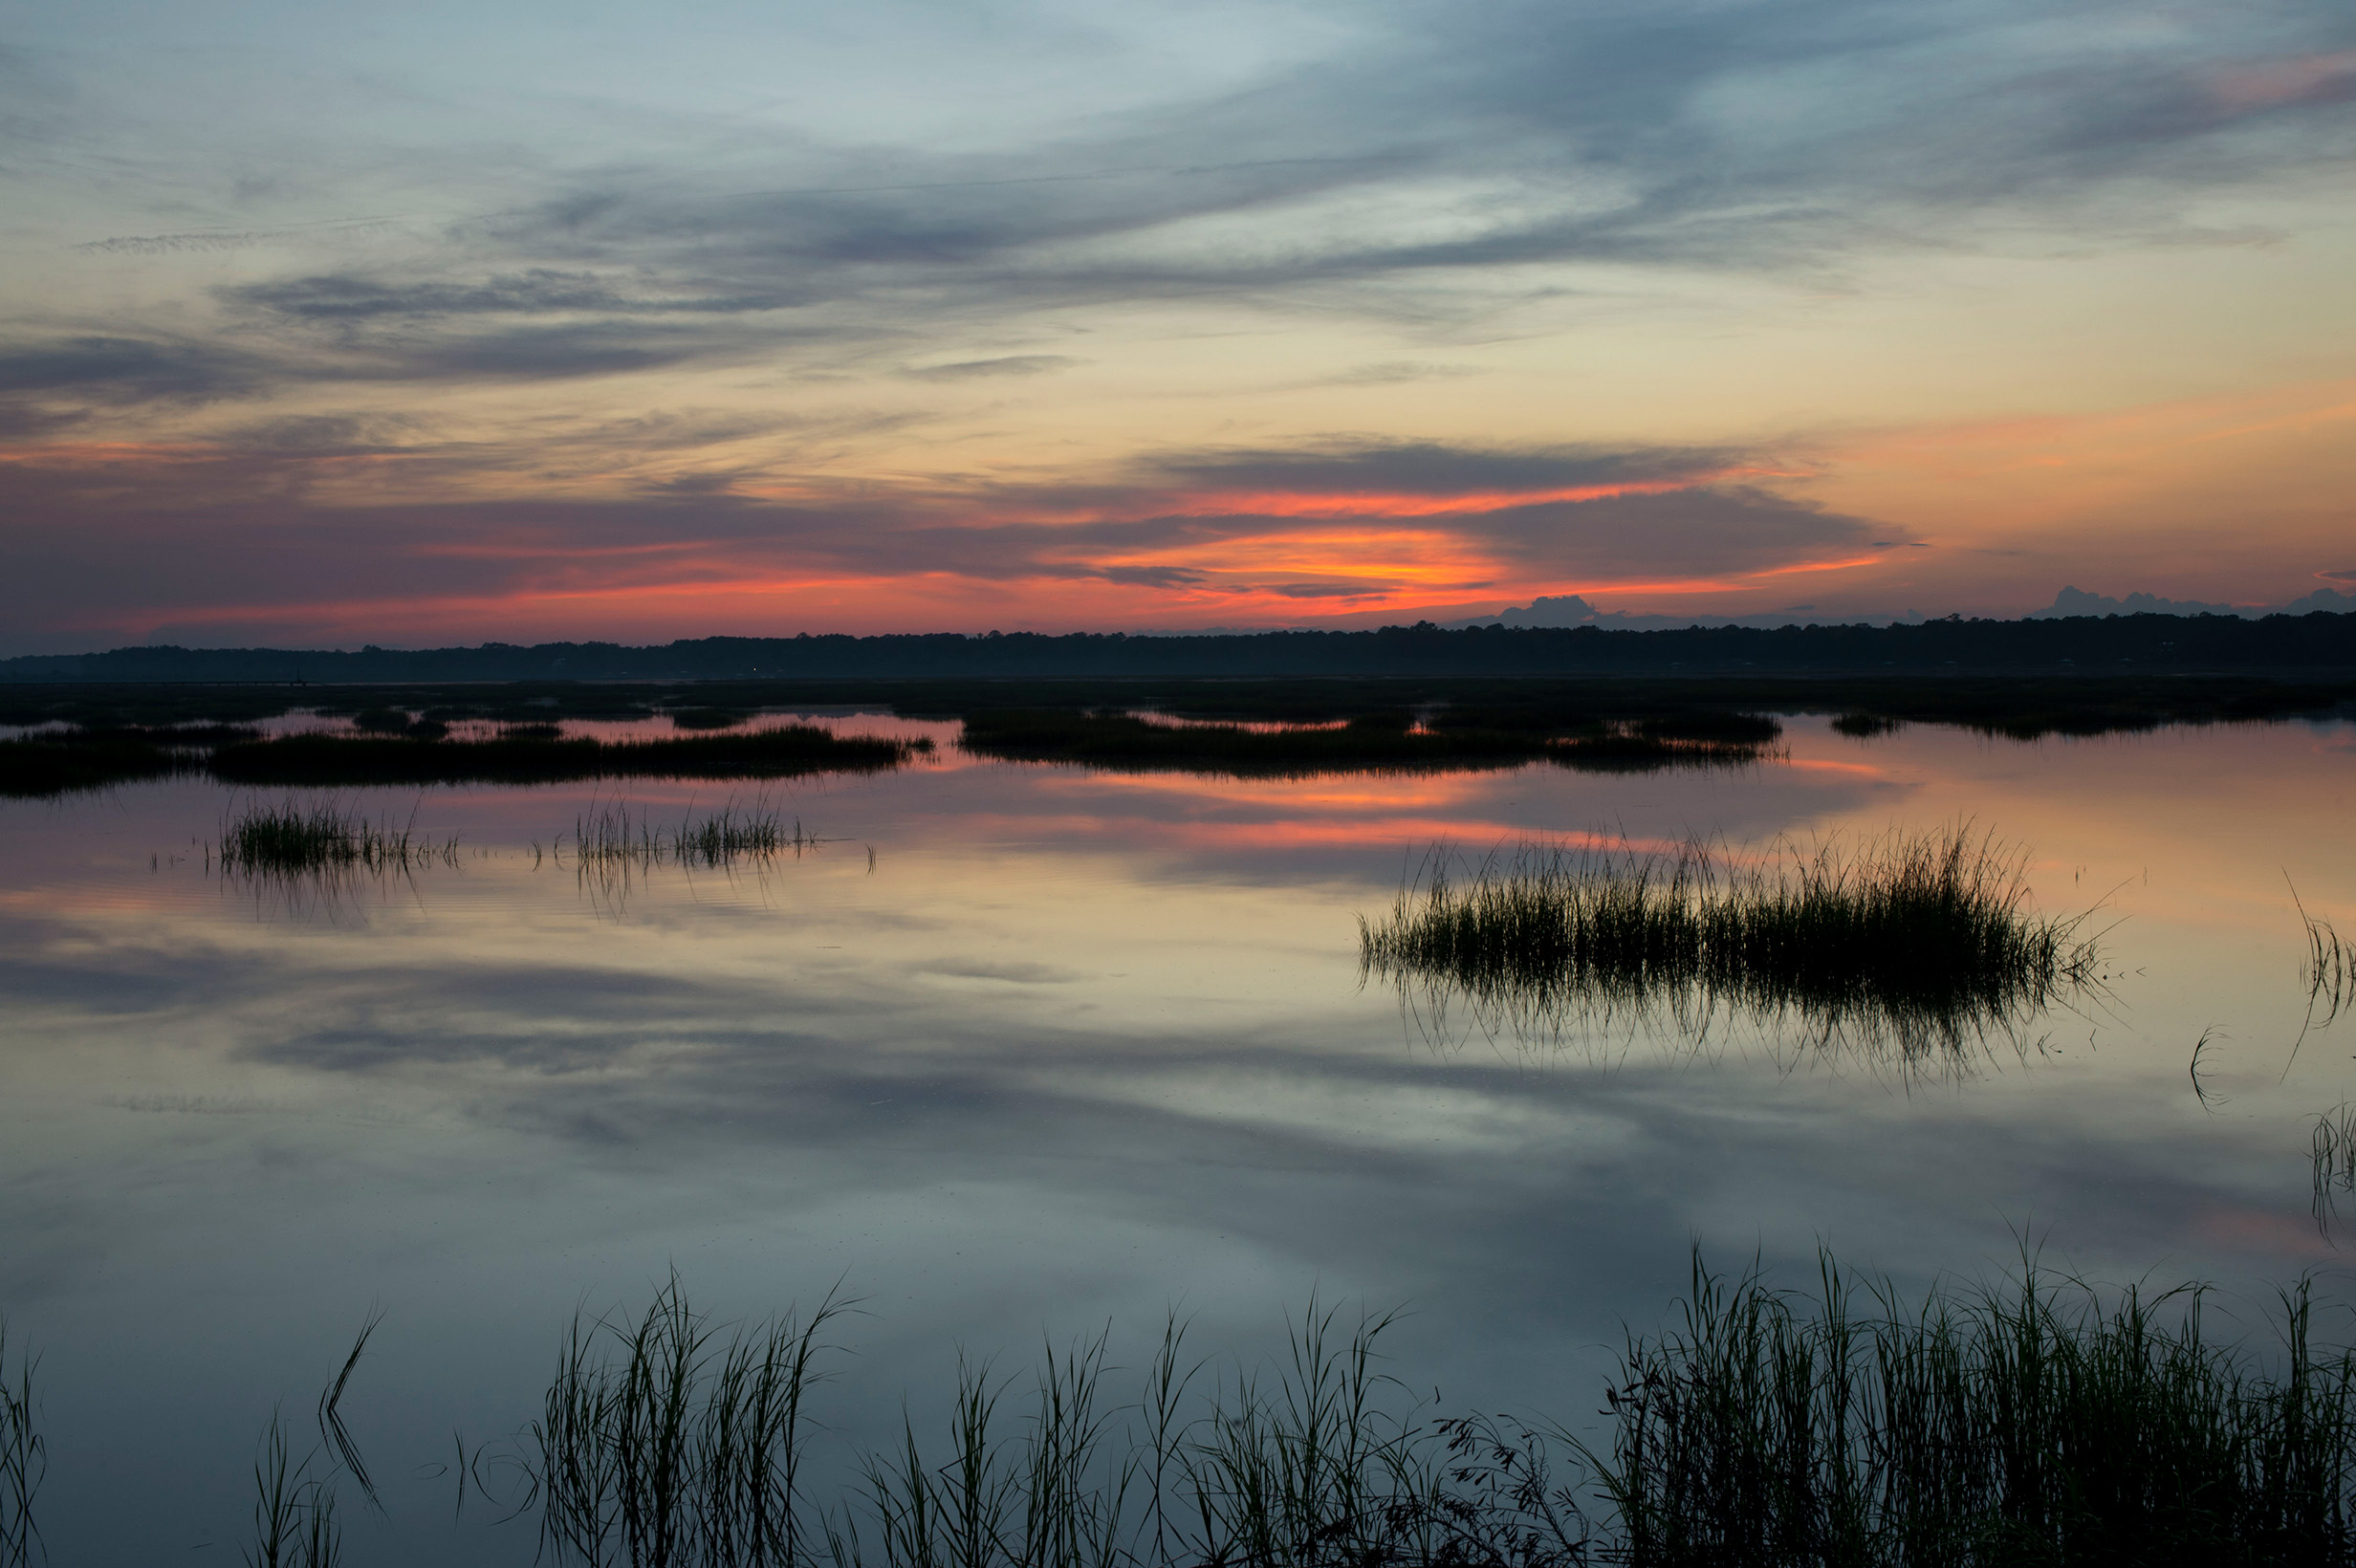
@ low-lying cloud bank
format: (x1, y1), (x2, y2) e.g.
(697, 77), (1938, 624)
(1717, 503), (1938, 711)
(0, 437), (1906, 654)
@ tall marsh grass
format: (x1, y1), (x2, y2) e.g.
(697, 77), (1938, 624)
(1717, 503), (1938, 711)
(1587, 1253), (2356, 1566)
(0, 1318), (39, 1568)
(529, 1278), (847, 1568)
(515, 1261), (2356, 1568)
(1358, 826), (2100, 1059)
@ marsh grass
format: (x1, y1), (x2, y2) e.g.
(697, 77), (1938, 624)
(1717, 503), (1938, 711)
(571, 801), (823, 870)
(216, 799), (460, 877)
(529, 1288), (1450, 1568)
(0, 1318), (40, 1568)
(2297, 888), (2356, 1038)
(529, 1277), (850, 1568)
(516, 1261), (2356, 1568)
(1585, 1252), (2356, 1567)
(1358, 826), (2101, 1061)
(243, 1316), (382, 1568)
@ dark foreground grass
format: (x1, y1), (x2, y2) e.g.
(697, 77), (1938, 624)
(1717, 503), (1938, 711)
(958, 710), (1773, 776)
(1359, 826), (2099, 1059)
(0, 1318), (36, 1568)
(513, 1259), (2356, 1568)
(11, 1255), (2356, 1565)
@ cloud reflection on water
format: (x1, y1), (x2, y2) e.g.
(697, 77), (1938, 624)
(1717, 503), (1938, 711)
(0, 719), (2353, 1561)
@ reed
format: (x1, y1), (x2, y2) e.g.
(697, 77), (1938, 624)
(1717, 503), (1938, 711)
(241, 1315), (381, 1568)
(216, 800), (459, 876)
(572, 802), (821, 870)
(528, 1276), (849, 1568)
(1583, 1252), (2356, 1567)
(0, 1318), (39, 1568)
(516, 1261), (2356, 1568)
(1358, 826), (2100, 1059)
(2298, 889), (2356, 1036)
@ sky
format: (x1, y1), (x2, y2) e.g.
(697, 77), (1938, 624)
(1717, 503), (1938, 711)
(2, 0), (2352, 653)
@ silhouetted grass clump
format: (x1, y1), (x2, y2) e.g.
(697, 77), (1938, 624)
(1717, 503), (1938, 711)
(207, 727), (923, 787)
(1361, 826), (2098, 1058)
(668, 708), (751, 731)
(1586, 1253), (2356, 1567)
(511, 1259), (2356, 1568)
(0, 724), (259, 798)
(572, 801), (820, 868)
(530, 1278), (844, 1568)
(216, 800), (458, 875)
(10, 1254), (2356, 1566)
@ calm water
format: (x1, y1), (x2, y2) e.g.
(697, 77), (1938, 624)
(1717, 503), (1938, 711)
(4, 713), (2355, 1562)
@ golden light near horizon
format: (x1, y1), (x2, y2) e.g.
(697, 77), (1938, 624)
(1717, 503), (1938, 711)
(1, 1), (2352, 651)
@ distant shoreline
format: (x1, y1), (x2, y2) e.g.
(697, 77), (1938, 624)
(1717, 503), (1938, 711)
(6, 607), (2356, 685)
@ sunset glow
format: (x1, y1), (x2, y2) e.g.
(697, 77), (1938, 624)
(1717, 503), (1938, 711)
(2, 0), (2351, 651)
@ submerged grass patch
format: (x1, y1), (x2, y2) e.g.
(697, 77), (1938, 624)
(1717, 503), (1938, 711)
(216, 799), (459, 876)
(571, 800), (822, 868)
(1359, 826), (2100, 1059)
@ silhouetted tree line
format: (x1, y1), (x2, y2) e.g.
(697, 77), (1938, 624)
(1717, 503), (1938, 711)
(5, 610), (2354, 684)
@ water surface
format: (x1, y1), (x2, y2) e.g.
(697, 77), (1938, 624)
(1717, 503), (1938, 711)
(3, 714), (2354, 1561)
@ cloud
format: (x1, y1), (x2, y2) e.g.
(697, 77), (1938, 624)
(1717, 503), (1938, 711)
(1132, 439), (1752, 498)
(1264, 581), (1391, 599)
(0, 336), (270, 403)
(221, 269), (791, 320)
(1320, 361), (1481, 386)
(0, 434), (1899, 646)
(1093, 565), (1210, 589)
(901, 355), (1080, 381)
(11, 0), (2349, 430)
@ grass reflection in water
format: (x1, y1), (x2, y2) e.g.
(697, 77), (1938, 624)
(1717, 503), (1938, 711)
(1359, 825), (2104, 1064)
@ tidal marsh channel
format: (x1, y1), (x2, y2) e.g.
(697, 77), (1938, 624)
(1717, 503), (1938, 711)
(2, 701), (2355, 1562)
